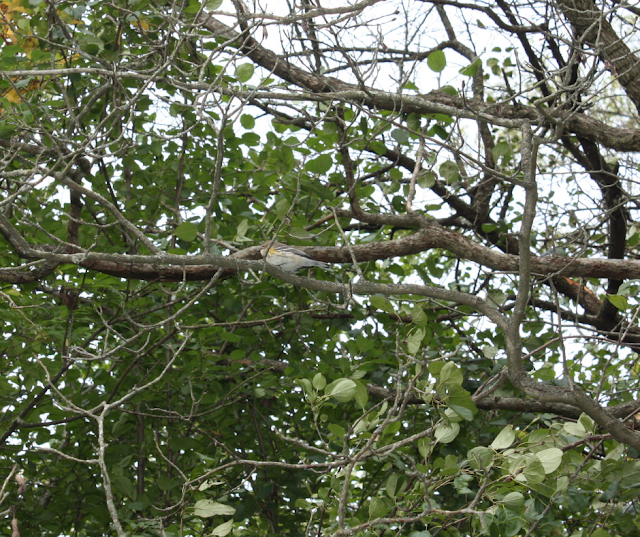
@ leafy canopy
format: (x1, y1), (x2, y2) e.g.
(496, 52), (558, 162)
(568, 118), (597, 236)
(2, 0), (640, 536)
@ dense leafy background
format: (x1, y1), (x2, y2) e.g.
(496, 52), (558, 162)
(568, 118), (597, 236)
(2, 0), (640, 536)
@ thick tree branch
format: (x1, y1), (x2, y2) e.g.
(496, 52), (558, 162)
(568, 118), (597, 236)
(6, 222), (640, 281)
(557, 0), (640, 113)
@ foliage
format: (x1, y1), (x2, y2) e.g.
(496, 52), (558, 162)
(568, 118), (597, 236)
(1, 0), (640, 536)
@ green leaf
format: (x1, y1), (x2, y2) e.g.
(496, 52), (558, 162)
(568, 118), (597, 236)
(439, 160), (459, 183)
(579, 413), (595, 433)
(434, 422), (460, 443)
(439, 361), (463, 387)
(157, 475), (176, 491)
(502, 492), (524, 510)
(406, 328), (425, 354)
(323, 121), (338, 134)
(206, 0), (223, 9)
(598, 479), (619, 502)
(234, 218), (250, 241)
(391, 128), (410, 144)
(274, 199), (291, 219)
(445, 407), (464, 423)
(329, 379), (357, 402)
(427, 50), (447, 72)
(220, 331), (239, 342)
(242, 132), (260, 146)
(449, 404), (474, 421)
(417, 438), (431, 459)
(608, 294), (629, 310)
(0, 122), (17, 138)
(453, 474), (473, 494)
(556, 476), (569, 493)
(386, 474), (400, 499)
(417, 171), (436, 189)
(487, 289), (507, 306)
(563, 421), (586, 438)
(174, 222), (198, 241)
(468, 446), (493, 470)
(412, 305), (428, 327)
(535, 362), (556, 382)
(620, 461), (640, 487)
(447, 385), (476, 412)
(370, 295), (394, 313)
(198, 480), (222, 491)
(235, 63), (254, 82)
(298, 378), (313, 398)
(328, 423), (345, 438)
(482, 345), (498, 358)
(430, 124), (449, 140)
(487, 57), (500, 75)
(312, 373), (326, 390)
(112, 476), (135, 499)
(368, 497), (388, 519)
(185, 0), (202, 13)
(407, 113), (421, 130)
(522, 455), (545, 485)
(490, 425), (515, 450)
(305, 154), (333, 174)
(440, 85), (458, 96)
(77, 35), (104, 54)
(369, 141), (388, 155)
(210, 519), (234, 536)
(459, 58), (481, 76)
(112, 413), (130, 436)
(492, 141), (511, 164)
(354, 380), (368, 409)
(193, 500), (236, 518)
(536, 447), (563, 474)
(240, 114), (255, 129)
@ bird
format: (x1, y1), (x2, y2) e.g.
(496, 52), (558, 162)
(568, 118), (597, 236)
(260, 240), (332, 272)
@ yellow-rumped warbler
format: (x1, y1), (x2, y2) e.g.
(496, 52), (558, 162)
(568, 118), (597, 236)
(260, 240), (331, 272)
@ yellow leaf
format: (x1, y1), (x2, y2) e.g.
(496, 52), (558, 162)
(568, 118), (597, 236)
(1, 0), (28, 14)
(56, 9), (82, 24)
(1, 25), (17, 45)
(3, 88), (21, 103)
(54, 55), (77, 68)
(21, 36), (38, 57)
